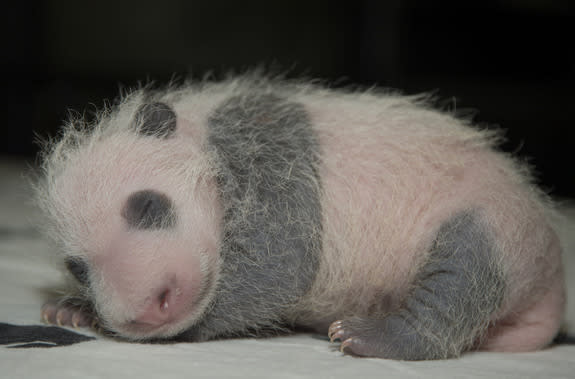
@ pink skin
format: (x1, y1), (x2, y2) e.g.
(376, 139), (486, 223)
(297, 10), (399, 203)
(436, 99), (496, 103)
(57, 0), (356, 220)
(41, 127), (222, 339)
(41, 229), (213, 339)
(40, 83), (564, 354)
(94, 231), (205, 336)
(479, 240), (566, 352)
(292, 96), (565, 353)
(86, 181), (221, 340)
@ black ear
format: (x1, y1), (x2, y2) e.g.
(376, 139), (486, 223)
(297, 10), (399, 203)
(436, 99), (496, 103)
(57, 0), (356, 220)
(134, 102), (177, 138)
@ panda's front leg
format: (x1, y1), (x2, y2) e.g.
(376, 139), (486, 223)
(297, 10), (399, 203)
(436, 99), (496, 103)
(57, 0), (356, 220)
(329, 211), (505, 360)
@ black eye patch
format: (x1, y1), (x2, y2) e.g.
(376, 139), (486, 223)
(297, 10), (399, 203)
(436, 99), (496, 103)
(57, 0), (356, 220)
(122, 190), (176, 230)
(65, 258), (90, 286)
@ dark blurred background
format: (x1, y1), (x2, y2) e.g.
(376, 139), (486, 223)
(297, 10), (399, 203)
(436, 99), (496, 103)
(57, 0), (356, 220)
(2, 1), (574, 197)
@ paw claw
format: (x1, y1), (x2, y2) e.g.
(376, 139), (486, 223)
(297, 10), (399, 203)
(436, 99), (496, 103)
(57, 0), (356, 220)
(328, 320), (344, 342)
(40, 300), (95, 330)
(41, 303), (56, 325)
(72, 316), (79, 329)
(328, 318), (384, 357)
(41, 309), (49, 324)
(340, 337), (354, 353)
(56, 309), (64, 327)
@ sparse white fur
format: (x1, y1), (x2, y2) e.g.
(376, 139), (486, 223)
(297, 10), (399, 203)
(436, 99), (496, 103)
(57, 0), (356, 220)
(36, 74), (565, 355)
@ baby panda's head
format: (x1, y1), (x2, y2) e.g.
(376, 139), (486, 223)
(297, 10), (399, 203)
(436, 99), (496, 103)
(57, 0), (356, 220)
(36, 93), (222, 340)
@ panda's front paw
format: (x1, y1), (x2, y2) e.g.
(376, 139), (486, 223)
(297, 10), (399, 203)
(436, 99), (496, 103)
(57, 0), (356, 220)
(41, 300), (97, 329)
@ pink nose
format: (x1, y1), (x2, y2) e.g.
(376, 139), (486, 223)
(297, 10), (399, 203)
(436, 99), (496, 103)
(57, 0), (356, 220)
(132, 287), (178, 327)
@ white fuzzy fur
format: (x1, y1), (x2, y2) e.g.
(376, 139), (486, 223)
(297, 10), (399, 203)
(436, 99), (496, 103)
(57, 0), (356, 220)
(36, 74), (565, 352)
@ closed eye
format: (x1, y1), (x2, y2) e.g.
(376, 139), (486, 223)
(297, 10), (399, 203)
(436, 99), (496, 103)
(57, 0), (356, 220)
(65, 257), (90, 286)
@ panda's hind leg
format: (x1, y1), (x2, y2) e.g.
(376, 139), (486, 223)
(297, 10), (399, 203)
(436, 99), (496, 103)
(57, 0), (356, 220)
(479, 270), (564, 352)
(329, 211), (506, 360)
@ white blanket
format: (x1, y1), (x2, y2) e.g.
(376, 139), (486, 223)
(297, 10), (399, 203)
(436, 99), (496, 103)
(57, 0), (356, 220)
(1, 160), (573, 378)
